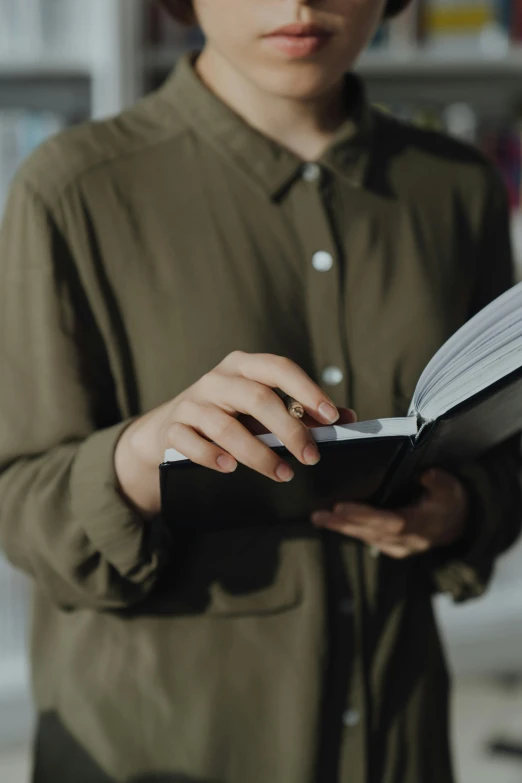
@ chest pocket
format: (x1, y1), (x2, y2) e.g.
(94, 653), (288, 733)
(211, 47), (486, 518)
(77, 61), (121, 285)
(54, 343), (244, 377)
(138, 526), (304, 618)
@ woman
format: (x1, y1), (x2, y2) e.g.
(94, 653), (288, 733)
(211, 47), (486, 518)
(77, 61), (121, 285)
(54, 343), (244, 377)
(0, 1), (520, 781)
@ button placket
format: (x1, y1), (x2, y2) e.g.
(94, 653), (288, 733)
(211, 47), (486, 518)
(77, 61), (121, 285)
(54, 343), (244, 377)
(339, 596), (355, 616)
(290, 173), (349, 407)
(312, 250), (334, 272)
(322, 366), (344, 386)
(342, 708), (361, 728)
(337, 543), (369, 783)
(301, 162), (321, 182)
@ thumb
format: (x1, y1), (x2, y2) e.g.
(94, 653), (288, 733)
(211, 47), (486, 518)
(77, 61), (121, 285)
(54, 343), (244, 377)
(419, 467), (452, 495)
(304, 406), (357, 428)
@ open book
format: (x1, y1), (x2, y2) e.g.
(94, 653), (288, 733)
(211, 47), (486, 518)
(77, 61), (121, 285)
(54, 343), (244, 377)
(160, 281), (522, 531)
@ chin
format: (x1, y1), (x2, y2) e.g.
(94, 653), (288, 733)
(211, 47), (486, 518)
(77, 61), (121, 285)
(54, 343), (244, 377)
(250, 60), (351, 101)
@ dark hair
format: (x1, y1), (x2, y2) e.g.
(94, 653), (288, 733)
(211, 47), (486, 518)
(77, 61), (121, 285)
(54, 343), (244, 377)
(383, 0), (414, 17)
(158, 0), (413, 26)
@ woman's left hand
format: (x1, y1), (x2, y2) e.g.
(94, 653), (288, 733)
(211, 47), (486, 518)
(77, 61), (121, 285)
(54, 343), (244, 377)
(311, 467), (470, 559)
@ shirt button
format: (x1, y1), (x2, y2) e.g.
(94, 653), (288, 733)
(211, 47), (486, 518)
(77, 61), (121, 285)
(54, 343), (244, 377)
(312, 251), (333, 272)
(339, 597), (354, 615)
(342, 708), (361, 728)
(302, 162), (321, 182)
(322, 366), (343, 386)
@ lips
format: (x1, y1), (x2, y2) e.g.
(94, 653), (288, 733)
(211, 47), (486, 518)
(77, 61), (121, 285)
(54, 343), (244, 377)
(263, 22), (332, 58)
(268, 23), (331, 37)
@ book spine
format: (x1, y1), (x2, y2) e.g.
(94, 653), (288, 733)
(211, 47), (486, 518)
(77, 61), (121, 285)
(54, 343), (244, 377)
(377, 418), (437, 507)
(422, 0), (498, 51)
(495, 0), (512, 35)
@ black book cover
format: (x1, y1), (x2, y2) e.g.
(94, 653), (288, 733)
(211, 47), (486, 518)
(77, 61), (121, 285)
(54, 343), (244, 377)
(381, 366), (522, 506)
(160, 435), (411, 533)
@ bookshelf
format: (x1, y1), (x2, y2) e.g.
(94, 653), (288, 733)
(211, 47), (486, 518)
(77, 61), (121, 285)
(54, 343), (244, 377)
(0, 57), (90, 76)
(0, 0), (142, 119)
(359, 45), (522, 74)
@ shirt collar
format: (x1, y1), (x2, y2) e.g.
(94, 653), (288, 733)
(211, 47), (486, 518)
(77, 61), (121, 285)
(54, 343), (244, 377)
(158, 52), (373, 199)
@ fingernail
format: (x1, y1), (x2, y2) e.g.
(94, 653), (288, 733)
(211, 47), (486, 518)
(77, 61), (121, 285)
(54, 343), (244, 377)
(217, 455), (237, 472)
(276, 463), (294, 482)
(334, 503), (353, 515)
(311, 511), (333, 526)
(318, 402), (339, 424)
(303, 443), (321, 466)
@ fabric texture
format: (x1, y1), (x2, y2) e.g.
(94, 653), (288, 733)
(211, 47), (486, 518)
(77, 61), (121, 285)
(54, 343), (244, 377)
(0, 52), (520, 783)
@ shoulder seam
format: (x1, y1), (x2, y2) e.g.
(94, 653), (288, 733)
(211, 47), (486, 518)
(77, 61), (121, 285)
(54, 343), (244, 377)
(21, 118), (191, 213)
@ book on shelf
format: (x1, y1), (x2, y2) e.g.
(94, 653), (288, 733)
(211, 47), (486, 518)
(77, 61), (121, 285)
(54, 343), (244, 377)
(370, 0), (514, 54)
(421, 0), (501, 48)
(160, 282), (522, 532)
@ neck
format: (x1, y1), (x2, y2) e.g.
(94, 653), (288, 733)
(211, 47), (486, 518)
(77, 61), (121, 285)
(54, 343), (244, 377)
(195, 47), (348, 161)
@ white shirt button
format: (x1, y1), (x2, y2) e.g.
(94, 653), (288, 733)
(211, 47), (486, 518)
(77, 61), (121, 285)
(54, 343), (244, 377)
(312, 251), (333, 272)
(302, 162), (321, 182)
(342, 708), (361, 728)
(322, 366), (343, 386)
(339, 597), (354, 616)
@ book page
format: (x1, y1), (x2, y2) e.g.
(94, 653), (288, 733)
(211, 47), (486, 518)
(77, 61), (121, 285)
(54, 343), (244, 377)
(411, 281), (522, 421)
(163, 416), (418, 464)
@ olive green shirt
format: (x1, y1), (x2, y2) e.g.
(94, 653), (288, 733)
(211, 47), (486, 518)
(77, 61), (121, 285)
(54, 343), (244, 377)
(0, 53), (520, 783)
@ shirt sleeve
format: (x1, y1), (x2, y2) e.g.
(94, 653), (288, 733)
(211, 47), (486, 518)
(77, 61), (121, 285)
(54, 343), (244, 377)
(426, 165), (522, 603)
(0, 174), (173, 611)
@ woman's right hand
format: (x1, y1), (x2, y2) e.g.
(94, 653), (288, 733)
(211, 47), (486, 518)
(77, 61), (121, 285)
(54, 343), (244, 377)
(114, 351), (356, 518)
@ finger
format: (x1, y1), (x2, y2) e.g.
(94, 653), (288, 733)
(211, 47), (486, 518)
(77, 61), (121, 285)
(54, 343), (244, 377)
(373, 542), (413, 559)
(375, 531), (431, 554)
(341, 407), (358, 424)
(166, 421), (239, 474)
(239, 407), (357, 434)
(316, 407), (357, 426)
(237, 413), (270, 435)
(174, 400), (295, 483)
(330, 502), (405, 534)
(207, 376), (322, 467)
(419, 467), (460, 500)
(220, 351), (341, 424)
(311, 516), (383, 545)
(311, 511), (403, 540)
(292, 406), (357, 429)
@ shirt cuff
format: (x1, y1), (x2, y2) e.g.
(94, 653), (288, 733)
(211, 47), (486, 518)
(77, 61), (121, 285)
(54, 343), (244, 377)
(426, 463), (498, 603)
(69, 419), (172, 587)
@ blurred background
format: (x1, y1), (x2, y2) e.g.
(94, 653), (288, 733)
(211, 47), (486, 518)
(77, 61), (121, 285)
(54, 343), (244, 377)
(0, 1), (522, 781)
